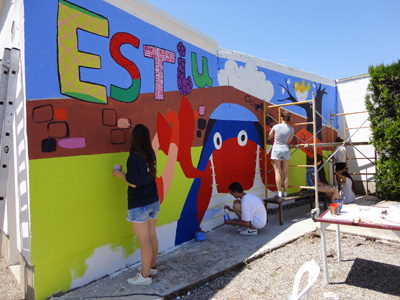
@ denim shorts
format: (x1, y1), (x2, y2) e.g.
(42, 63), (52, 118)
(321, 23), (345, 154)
(271, 149), (291, 160)
(306, 167), (315, 186)
(306, 167), (321, 186)
(127, 200), (160, 223)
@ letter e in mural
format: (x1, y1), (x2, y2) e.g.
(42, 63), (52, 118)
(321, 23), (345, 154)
(57, 0), (109, 104)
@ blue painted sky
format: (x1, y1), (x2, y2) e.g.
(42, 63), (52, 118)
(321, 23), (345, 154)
(146, 0), (400, 80)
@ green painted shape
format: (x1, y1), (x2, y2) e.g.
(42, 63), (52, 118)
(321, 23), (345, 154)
(29, 149), (203, 299)
(110, 78), (141, 103)
(30, 153), (140, 298)
(32, 147), (329, 299)
(65, 91), (107, 104)
(284, 150), (306, 194)
(60, 0), (107, 20)
(191, 52), (213, 88)
(34, 235), (138, 300)
(268, 150), (332, 195)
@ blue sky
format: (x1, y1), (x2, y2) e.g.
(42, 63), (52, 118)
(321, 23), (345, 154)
(146, 0), (400, 80)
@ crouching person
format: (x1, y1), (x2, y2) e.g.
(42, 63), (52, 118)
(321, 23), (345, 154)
(224, 182), (267, 236)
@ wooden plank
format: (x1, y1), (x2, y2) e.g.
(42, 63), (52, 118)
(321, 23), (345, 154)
(264, 191), (315, 225)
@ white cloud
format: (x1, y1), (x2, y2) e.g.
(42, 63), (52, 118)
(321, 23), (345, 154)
(218, 60), (274, 102)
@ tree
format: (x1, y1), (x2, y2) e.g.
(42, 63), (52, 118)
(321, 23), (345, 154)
(366, 60), (400, 200)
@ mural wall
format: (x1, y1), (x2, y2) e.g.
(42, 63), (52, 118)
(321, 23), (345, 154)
(23, 0), (337, 298)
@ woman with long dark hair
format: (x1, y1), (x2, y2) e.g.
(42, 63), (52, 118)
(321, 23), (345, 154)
(113, 124), (160, 286)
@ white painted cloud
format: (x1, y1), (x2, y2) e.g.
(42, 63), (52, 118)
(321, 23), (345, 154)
(218, 60), (274, 102)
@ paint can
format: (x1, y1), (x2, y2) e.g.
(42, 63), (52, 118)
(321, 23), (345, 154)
(194, 231), (205, 242)
(330, 203), (339, 216)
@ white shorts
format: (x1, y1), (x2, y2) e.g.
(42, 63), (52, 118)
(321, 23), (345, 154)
(271, 149), (291, 160)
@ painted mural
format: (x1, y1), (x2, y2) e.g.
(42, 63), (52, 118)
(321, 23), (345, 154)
(24, 0), (337, 298)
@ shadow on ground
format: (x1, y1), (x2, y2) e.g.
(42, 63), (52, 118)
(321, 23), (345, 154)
(345, 258), (400, 296)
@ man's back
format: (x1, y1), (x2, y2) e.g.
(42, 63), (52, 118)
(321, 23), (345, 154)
(241, 193), (267, 228)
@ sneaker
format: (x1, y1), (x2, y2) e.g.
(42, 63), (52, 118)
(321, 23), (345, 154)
(137, 266), (158, 276)
(275, 191), (282, 198)
(239, 229), (258, 236)
(237, 227), (246, 232)
(282, 191), (288, 197)
(127, 272), (152, 286)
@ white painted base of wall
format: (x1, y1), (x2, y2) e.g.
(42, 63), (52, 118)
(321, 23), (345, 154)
(70, 221), (179, 290)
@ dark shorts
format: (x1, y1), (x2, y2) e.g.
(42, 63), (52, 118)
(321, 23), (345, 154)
(306, 167), (320, 186)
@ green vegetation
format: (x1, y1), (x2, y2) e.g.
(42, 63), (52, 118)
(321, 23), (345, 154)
(366, 60), (400, 200)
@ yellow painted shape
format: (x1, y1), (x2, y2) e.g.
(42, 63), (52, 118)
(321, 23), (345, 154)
(268, 150), (332, 195)
(29, 148), (203, 298)
(30, 153), (140, 298)
(57, 0), (108, 103)
(33, 235), (137, 300)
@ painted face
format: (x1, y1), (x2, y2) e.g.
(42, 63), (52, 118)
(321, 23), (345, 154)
(211, 130), (259, 193)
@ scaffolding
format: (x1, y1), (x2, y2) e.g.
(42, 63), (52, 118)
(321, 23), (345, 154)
(263, 93), (321, 219)
(262, 94), (376, 220)
(329, 110), (376, 193)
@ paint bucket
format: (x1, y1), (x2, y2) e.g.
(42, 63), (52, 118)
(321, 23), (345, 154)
(194, 231), (205, 242)
(330, 203), (339, 216)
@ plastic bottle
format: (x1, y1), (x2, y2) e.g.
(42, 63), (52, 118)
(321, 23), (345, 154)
(335, 191), (343, 212)
(224, 208), (230, 221)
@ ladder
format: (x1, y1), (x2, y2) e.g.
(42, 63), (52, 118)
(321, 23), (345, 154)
(0, 48), (20, 247)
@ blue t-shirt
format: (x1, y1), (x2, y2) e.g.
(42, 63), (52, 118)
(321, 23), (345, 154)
(125, 152), (159, 209)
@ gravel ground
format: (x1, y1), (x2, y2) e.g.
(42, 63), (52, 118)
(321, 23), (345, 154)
(0, 256), (23, 300)
(168, 196), (400, 300)
(171, 231), (400, 300)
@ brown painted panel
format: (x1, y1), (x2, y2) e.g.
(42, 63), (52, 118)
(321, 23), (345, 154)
(27, 86), (331, 160)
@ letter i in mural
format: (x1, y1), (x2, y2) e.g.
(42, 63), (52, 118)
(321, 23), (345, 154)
(176, 42), (193, 95)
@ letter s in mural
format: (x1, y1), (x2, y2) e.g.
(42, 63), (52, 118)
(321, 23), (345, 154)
(110, 32), (141, 103)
